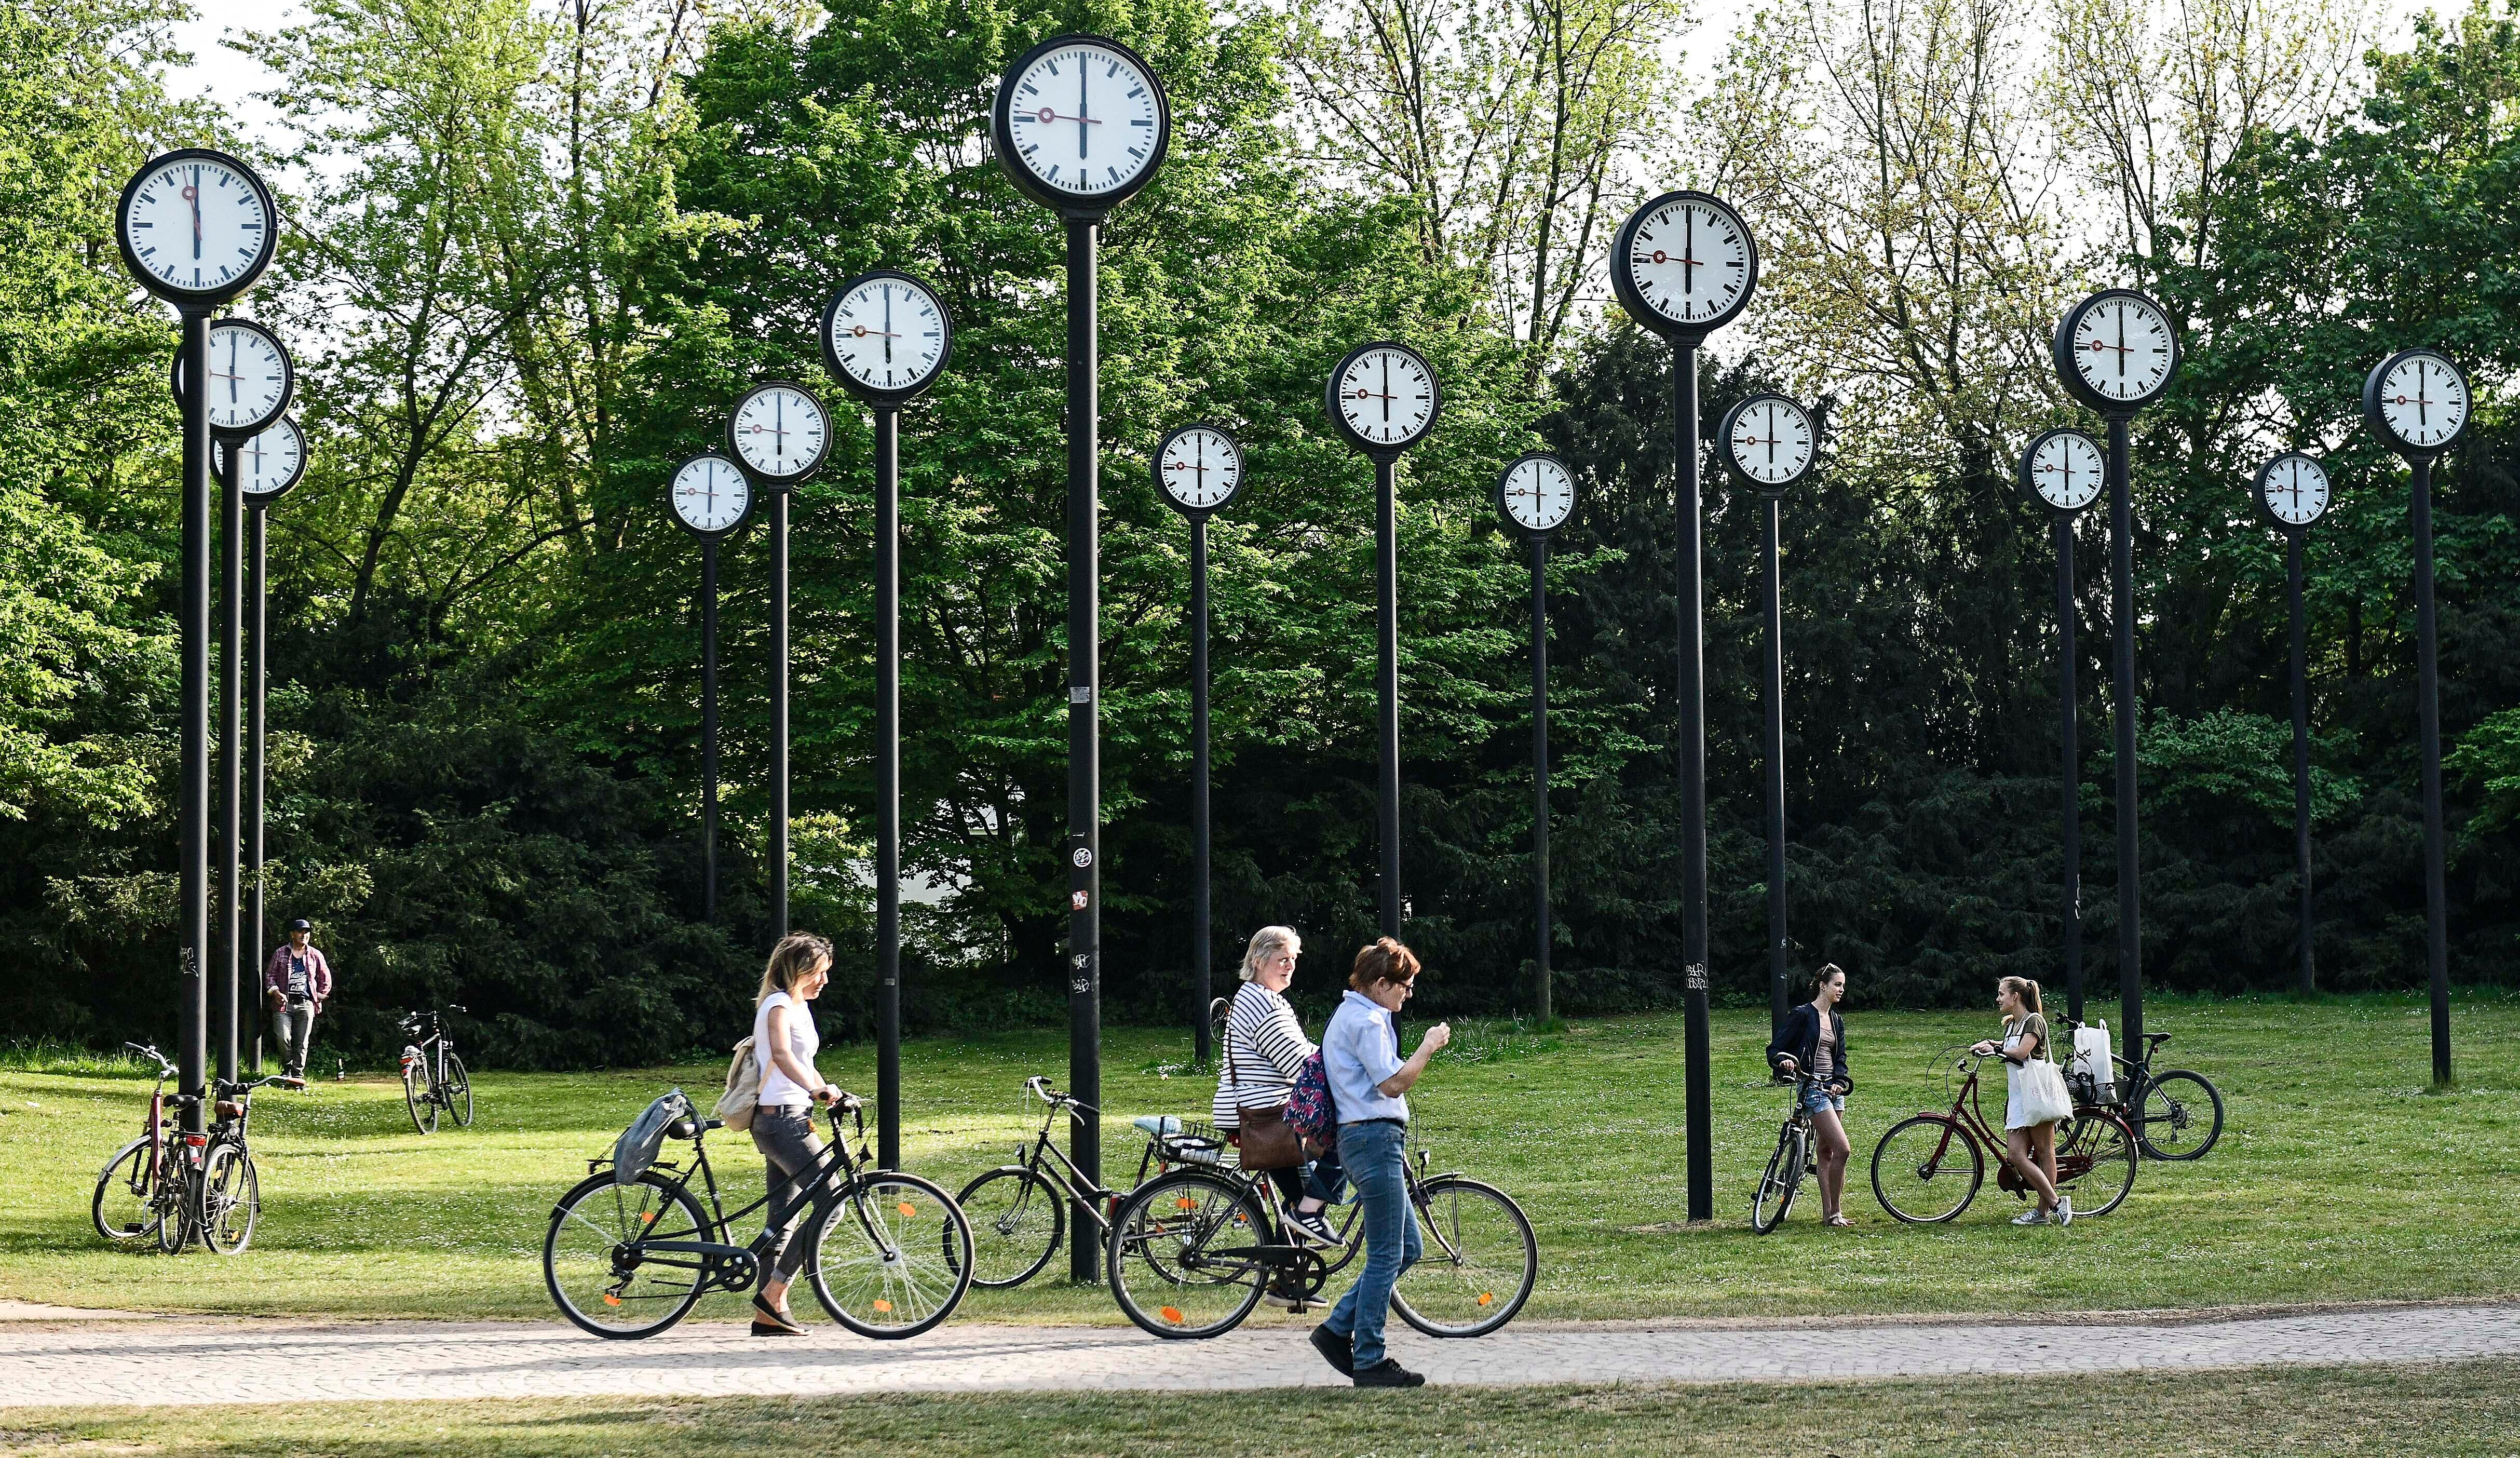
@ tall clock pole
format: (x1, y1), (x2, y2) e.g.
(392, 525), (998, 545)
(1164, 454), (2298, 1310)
(1529, 530), (1551, 1021)
(2410, 449), (2450, 1079)
(1190, 510), (1213, 1063)
(180, 306), (210, 1131)
(1374, 449), (1402, 937)
(247, 494), (268, 1072)
(2056, 515), (2084, 1021)
(770, 487), (790, 945)
(1063, 212), (1104, 1275)
(2286, 528), (2312, 993)
(874, 402), (903, 1169)
(2105, 411), (2143, 1055)
(218, 437), (245, 1087)
(700, 537), (720, 921)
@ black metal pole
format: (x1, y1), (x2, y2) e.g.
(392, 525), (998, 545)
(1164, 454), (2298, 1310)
(701, 537), (719, 922)
(1760, 495), (1787, 1040)
(1191, 517), (1213, 1064)
(1674, 345), (1711, 1222)
(179, 308), (210, 1135)
(2057, 516), (2083, 1023)
(2288, 532), (2315, 995)
(217, 443), (242, 1088)
(1376, 454), (1402, 938)
(1065, 216), (1103, 1281)
(770, 490), (789, 943)
(875, 406), (903, 1169)
(1530, 533), (1551, 1023)
(2410, 456), (2451, 1083)
(2107, 415), (2142, 1056)
(248, 504), (267, 1074)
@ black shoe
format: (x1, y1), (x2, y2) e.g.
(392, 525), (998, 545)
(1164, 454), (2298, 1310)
(1351, 1358), (1425, 1388)
(1309, 1324), (1354, 1376)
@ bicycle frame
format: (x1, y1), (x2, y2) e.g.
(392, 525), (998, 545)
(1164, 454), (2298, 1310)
(610, 1101), (892, 1296)
(1002, 1081), (1222, 1241)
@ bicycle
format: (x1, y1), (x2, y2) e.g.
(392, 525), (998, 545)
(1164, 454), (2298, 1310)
(2057, 1022), (2224, 1162)
(192, 1066), (304, 1254)
(956, 1075), (1232, 1288)
(1869, 1046), (2137, 1224)
(1104, 1121), (1537, 1342)
(399, 1007), (472, 1134)
(91, 1044), (191, 1248)
(542, 1089), (972, 1340)
(93, 1044), (300, 1252)
(1751, 1071), (1836, 1234)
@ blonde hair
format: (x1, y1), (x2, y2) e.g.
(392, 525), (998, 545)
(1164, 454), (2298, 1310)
(757, 933), (834, 1005)
(1239, 925), (1302, 983)
(1998, 975), (2042, 1014)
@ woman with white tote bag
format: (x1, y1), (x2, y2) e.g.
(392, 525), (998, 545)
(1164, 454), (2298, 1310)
(1972, 976), (2076, 1226)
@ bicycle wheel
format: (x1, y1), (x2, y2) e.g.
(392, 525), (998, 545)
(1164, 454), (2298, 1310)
(2134, 1069), (2223, 1160)
(445, 1053), (473, 1128)
(954, 1165), (1064, 1288)
(2061, 1112), (2138, 1217)
(404, 1054), (436, 1135)
(1393, 1177), (1537, 1338)
(92, 1138), (161, 1243)
(1871, 1115), (1983, 1224)
(199, 1146), (260, 1255)
(1750, 1122), (1806, 1235)
(544, 1169), (713, 1339)
(806, 1171), (972, 1339)
(1107, 1170), (1270, 1340)
(156, 1144), (194, 1253)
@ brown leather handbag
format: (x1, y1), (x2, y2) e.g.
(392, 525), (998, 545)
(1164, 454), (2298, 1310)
(1226, 1022), (1303, 1171)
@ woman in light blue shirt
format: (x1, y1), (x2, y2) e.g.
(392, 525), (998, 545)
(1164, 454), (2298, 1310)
(1308, 937), (1450, 1389)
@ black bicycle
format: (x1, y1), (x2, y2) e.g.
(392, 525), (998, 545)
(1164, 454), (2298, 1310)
(542, 1089), (972, 1340)
(957, 1075), (1230, 1288)
(1751, 1072), (1833, 1234)
(2059, 1023), (2224, 1162)
(191, 1067), (303, 1253)
(399, 1007), (472, 1134)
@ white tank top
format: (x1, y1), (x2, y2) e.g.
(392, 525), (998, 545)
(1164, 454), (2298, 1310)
(753, 991), (820, 1108)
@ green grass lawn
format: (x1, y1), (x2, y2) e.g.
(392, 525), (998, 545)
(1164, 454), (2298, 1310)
(1, 993), (2513, 1326)
(9, 1359), (2520, 1456)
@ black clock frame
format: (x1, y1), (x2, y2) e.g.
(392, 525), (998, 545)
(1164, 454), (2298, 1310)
(1324, 340), (1442, 458)
(1715, 394), (1815, 496)
(219, 415), (308, 502)
(170, 317), (297, 439)
(2362, 347), (2468, 459)
(116, 148), (280, 309)
(726, 380), (833, 487)
(1494, 452), (1575, 536)
(1153, 422), (1244, 520)
(2017, 426), (2106, 517)
(821, 270), (955, 408)
(1609, 190), (1760, 344)
(667, 451), (756, 540)
(2252, 451), (2333, 534)
(2052, 289), (2182, 415)
(990, 33), (1172, 220)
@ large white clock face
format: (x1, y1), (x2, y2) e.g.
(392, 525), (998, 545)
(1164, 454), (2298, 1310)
(1333, 345), (1438, 449)
(2374, 352), (2468, 451)
(2026, 430), (2104, 512)
(119, 151), (274, 301)
(1620, 194), (1754, 330)
(200, 321), (293, 433)
(730, 384), (828, 481)
(2066, 293), (2176, 406)
(1500, 455), (1575, 532)
(220, 416), (305, 499)
(1002, 39), (1165, 200)
(2259, 453), (2331, 528)
(1724, 397), (1814, 489)
(671, 455), (750, 535)
(823, 274), (949, 398)
(1157, 426), (1241, 513)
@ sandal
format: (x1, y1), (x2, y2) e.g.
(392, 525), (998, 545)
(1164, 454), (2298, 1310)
(1825, 1213), (1853, 1227)
(751, 1292), (805, 1336)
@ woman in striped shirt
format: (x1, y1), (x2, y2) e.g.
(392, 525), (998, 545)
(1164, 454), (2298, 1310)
(1213, 925), (1345, 1244)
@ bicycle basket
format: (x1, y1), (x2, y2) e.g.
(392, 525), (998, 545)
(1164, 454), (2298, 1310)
(1154, 1116), (1228, 1167)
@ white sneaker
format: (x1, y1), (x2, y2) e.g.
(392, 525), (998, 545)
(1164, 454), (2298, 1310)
(2057, 1195), (2073, 1227)
(2012, 1207), (2048, 1225)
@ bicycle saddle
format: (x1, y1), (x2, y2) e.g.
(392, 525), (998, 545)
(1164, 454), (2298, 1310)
(2145, 1032), (2172, 1048)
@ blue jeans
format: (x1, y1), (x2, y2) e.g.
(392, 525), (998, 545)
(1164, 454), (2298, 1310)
(1798, 1084), (1846, 1117)
(1321, 1119), (1418, 1369)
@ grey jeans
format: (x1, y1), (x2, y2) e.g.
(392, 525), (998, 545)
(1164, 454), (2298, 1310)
(749, 1105), (831, 1280)
(272, 997), (318, 1075)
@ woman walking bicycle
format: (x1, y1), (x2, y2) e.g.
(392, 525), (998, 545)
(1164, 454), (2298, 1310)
(1765, 964), (1854, 1227)
(1972, 976), (2072, 1227)
(749, 933), (848, 1334)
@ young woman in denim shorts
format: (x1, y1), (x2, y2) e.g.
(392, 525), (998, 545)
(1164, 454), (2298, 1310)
(1767, 964), (1853, 1226)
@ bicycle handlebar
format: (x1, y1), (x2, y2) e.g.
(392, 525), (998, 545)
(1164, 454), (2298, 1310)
(124, 1042), (177, 1076)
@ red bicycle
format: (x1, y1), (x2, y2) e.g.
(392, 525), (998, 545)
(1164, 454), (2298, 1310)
(91, 1043), (195, 1249)
(1869, 1047), (2136, 1223)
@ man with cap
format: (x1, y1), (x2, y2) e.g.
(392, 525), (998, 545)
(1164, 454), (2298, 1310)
(264, 920), (333, 1080)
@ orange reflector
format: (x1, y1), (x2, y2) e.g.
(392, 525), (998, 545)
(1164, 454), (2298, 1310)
(898, 1202), (916, 1218)
(1478, 1292), (1494, 1306)
(603, 1293), (621, 1306)
(1175, 1196), (1195, 1211)
(872, 1299), (893, 1314)
(1161, 1306), (1185, 1324)
(641, 1210), (656, 1223)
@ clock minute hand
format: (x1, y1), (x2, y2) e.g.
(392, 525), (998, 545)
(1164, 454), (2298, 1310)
(184, 170), (201, 259)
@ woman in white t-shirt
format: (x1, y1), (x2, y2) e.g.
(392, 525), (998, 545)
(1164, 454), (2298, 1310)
(749, 933), (844, 1335)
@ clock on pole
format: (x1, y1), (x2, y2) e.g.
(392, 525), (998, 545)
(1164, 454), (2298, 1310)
(1155, 423), (1244, 1064)
(1496, 452), (1576, 1022)
(2020, 427), (2105, 1020)
(1327, 341), (1441, 942)
(2253, 451), (2335, 999)
(668, 450), (750, 954)
(1611, 188), (1760, 1222)
(2052, 288), (2179, 1058)
(2365, 346), (2470, 1082)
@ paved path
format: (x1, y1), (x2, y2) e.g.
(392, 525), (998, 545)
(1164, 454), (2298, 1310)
(3, 1304), (2514, 1407)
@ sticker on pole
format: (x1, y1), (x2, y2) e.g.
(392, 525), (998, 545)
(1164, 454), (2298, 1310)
(1072, 890), (1090, 911)
(1685, 963), (1709, 992)
(1072, 846), (1093, 869)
